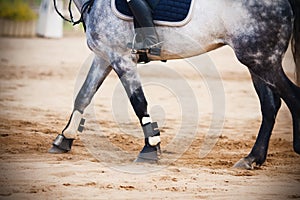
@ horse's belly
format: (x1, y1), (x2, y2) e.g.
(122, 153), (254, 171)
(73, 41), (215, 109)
(157, 42), (224, 60)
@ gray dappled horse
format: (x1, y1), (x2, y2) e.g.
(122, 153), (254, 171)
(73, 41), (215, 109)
(49, 0), (300, 169)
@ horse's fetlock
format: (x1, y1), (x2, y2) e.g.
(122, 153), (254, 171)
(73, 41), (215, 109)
(253, 153), (266, 165)
(142, 121), (160, 137)
(148, 135), (161, 146)
(142, 121), (160, 145)
(63, 110), (85, 139)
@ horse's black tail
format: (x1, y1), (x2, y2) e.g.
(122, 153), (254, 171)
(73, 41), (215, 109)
(289, 0), (300, 85)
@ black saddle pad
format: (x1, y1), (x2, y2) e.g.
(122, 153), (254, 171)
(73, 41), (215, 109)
(114, 0), (192, 22)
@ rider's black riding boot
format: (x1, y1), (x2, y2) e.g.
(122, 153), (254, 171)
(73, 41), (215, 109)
(127, 0), (161, 56)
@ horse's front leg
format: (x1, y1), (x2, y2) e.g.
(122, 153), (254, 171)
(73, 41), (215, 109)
(112, 57), (161, 163)
(49, 56), (112, 153)
(234, 73), (281, 169)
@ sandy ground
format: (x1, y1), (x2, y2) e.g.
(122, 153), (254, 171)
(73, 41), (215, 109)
(0, 33), (299, 199)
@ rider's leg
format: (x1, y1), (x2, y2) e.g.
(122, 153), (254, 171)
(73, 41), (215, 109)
(127, 0), (161, 56)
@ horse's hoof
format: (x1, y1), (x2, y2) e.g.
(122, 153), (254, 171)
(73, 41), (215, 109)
(48, 134), (74, 154)
(233, 158), (253, 170)
(134, 145), (158, 164)
(134, 156), (158, 164)
(48, 145), (69, 154)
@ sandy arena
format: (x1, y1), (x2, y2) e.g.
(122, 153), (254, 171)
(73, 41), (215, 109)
(0, 33), (299, 199)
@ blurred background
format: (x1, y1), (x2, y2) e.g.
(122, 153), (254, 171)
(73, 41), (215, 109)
(0, 0), (83, 38)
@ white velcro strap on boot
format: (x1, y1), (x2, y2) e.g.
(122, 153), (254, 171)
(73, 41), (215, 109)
(63, 110), (83, 139)
(142, 116), (152, 125)
(148, 136), (161, 146)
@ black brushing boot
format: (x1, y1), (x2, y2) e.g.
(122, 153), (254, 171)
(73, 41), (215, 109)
(48, 134), (74, 153)
(48, 110), (85, 154)
(135, 122), (161, 163)
(127, 0), (162, 56)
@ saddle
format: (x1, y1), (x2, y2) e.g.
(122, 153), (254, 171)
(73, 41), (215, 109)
(112, 0), (194, 27)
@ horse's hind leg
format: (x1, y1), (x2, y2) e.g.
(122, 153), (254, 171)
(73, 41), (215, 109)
(49, 56), (112, 153)
(234, 74), (281, 169)
(230, 4), (300, 160)
(112, 57), (161, 163)
(251, 64), (300, 154)
(237, 56), (300, 155)
(272, 69), (300, 154)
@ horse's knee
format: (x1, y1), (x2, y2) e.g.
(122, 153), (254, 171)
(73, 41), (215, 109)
(252, 75), (281, 121)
